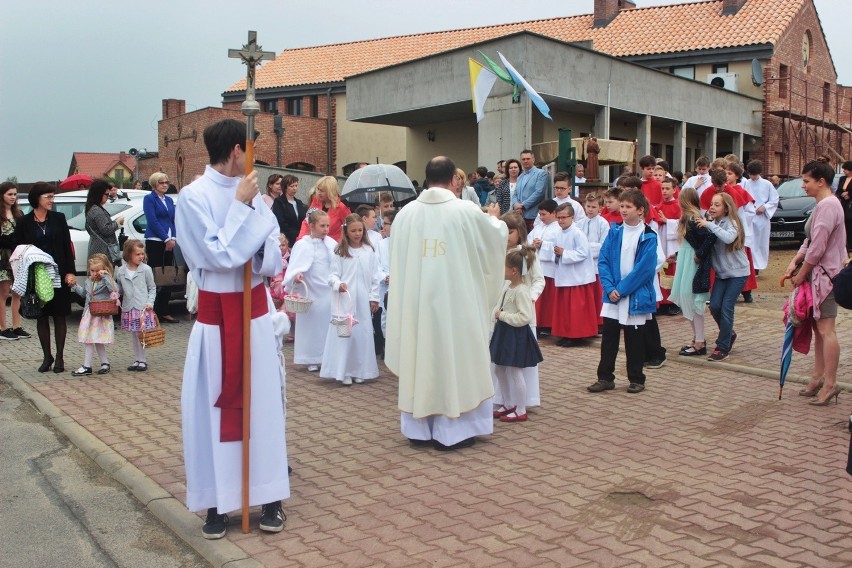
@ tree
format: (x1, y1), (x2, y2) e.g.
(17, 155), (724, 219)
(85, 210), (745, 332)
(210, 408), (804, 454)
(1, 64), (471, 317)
(5, 176), (17, 184)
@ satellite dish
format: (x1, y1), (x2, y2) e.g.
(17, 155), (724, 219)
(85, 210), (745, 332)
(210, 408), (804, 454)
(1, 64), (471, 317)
(751, 59), (764, 87)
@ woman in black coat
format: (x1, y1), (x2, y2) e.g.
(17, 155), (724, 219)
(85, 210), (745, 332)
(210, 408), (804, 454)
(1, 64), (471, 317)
(271, 175), (308, 245)
(13, 182), (77, 373)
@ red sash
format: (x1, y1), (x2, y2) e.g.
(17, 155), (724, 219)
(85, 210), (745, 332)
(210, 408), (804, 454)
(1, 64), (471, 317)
(197, 284), (268, 442)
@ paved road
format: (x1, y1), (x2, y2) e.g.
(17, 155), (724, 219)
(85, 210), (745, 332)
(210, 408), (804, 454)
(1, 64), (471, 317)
(2, 279), (851, 567)
(0, 380), (207, 568)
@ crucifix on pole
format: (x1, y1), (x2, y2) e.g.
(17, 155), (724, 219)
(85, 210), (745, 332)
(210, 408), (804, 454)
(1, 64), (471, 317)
(227, 30), (275, 535)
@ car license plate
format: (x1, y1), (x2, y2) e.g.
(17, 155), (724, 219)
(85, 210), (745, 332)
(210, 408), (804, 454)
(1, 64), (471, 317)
(771, 231), (794, 238)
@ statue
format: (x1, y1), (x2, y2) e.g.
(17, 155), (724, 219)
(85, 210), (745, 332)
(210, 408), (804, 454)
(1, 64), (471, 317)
(585, 137), (601, 181)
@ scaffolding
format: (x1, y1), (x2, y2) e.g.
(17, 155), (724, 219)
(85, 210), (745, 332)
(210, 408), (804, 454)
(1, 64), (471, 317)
(761, 65), (852, 178)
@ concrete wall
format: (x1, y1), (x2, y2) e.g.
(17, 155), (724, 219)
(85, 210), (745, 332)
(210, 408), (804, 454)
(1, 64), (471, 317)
(335, 95), (407, 175)
(478, 93), (531, 167)
(406, 118), (478, 182)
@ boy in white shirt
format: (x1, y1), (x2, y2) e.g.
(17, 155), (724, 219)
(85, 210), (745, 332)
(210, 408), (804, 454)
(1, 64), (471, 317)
(527, 199), (561, 337)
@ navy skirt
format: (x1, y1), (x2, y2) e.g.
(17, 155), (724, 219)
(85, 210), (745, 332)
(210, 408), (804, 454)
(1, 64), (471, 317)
(490, 320), (543, 368)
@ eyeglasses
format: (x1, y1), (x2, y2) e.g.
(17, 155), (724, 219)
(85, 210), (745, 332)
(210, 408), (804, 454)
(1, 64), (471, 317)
(41, 195), (56, 200)
(158, 180), (170, 185)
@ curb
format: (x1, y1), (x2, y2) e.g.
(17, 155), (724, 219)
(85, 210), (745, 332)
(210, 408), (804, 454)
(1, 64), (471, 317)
(1, 369), (262, 568)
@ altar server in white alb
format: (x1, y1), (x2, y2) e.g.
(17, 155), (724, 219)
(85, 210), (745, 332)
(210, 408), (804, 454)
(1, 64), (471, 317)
(319, 213), (381, 385)
(742, 160), (778, 272)
(176, 119), (289, 540)
(386, 156), (507, 451)
(283, 209), (336, 372)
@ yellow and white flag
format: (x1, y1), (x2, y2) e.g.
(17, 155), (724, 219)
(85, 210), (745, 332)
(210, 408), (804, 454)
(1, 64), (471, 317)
(468, 58), (498, 123)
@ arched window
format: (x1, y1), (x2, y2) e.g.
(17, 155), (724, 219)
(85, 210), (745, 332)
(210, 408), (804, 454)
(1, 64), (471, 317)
(342, 162), (362, 176)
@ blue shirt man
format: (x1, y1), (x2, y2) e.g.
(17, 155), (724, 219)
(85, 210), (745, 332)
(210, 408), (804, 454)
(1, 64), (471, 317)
(511, 149), (548, 227)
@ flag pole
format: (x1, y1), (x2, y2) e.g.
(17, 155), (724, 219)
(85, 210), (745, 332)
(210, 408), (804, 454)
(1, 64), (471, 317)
(228, 31), (275, 534)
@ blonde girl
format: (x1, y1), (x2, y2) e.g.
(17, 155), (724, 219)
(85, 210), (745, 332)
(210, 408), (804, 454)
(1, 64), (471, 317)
(696, 187), (749, 362)
(490, 250), (544, 423)
(497, 212), (544, 409)
(668, 188), (716, 356)
(284, 210), (336, 371)
(70, 254), (117, 375)
(319, 213), (380, 385)
(114, 239), (157, 371)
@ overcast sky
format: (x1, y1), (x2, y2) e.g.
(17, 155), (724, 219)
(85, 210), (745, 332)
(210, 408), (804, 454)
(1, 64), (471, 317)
(1, 0), (848, 182)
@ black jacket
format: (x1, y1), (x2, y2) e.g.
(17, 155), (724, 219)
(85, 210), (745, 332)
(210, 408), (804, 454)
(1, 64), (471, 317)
(271, 196), (308, 245)
(13, 211), (76, 277)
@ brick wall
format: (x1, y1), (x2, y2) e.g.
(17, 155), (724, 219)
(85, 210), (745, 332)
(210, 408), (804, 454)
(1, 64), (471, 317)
(154, 101), (332, 189)
(759, 0), (850, 176)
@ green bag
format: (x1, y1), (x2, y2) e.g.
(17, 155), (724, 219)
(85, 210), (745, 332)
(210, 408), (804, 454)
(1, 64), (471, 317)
(34, 263), (55, 304)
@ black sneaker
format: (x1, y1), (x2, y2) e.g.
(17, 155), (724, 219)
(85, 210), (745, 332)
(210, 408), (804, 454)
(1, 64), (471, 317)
(645, 357), (666, 369)
(259, 501), (285, 533)
(12, 327), (30, 338)
(627, 383), (646, 393)
(0, 328), (19, 340)
(202, 508), (229, 540)
(587, 380), (615, 393)
(708, 348), (729, 362)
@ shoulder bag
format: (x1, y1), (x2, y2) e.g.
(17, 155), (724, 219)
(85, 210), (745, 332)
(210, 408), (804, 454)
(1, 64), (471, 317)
(87, 222), (122, 265)
(19, 264), (42, 319)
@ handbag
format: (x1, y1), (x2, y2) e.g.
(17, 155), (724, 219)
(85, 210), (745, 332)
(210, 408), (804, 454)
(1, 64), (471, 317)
(87, 221), (122, 265)
(830, 262), (852, 310)
(19, 265), (42, 319)
(153, 256), (187, 287)
(88, 282), (120, 316)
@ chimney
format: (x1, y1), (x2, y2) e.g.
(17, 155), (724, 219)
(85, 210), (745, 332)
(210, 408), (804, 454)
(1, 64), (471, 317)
(594, 0), (636, 28)
(162, 99), (186, 120)
(722, 0), (747, 15)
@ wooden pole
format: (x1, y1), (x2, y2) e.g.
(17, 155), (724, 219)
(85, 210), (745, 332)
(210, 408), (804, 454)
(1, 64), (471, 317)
(240, 138), (254, 534)
(228, 31), (275, 535)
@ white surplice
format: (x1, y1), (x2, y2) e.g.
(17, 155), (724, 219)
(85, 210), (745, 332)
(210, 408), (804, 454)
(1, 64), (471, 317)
(743, 176), (778, 270)
(386, 187), (507, 446)
(282, 235), (336, 365)
(319, 246), (380, 382)
(176, 165), (289, 514)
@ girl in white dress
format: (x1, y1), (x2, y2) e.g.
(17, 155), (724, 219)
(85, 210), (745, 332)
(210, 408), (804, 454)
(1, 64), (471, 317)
(283, 210), (336, 372)
(320, 214), (380, 385)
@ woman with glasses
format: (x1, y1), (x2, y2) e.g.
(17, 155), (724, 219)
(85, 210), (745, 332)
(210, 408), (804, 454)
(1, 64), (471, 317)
(143, 172), (179, 323)
(13, 183), (76, 372)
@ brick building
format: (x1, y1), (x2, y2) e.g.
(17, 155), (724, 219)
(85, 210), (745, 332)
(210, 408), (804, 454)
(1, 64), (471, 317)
(153, 0), (847, 184)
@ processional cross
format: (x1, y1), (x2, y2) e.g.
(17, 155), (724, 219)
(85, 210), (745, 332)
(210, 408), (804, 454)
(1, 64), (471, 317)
(227, 30), (275, 535)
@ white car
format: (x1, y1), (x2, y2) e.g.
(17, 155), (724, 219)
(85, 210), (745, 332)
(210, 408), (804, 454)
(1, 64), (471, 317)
(63, 190), (150, 274)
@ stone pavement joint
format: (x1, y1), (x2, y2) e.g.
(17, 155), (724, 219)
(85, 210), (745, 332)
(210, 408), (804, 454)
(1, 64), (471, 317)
(1, 292), (850, 567)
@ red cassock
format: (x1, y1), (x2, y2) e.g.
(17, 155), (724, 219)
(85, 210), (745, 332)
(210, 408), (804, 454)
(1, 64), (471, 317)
(551, 282), (599, 339)
(655, 199), (682, 304)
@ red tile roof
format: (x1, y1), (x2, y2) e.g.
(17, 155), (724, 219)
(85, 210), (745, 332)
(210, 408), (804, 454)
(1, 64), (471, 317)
(226, 0), (804, 92)
(70, 152), (136, 178)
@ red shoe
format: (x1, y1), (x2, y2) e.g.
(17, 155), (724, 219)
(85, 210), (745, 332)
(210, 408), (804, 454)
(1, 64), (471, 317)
(493, 405), (516, 418)
(499, 411), (528, 422)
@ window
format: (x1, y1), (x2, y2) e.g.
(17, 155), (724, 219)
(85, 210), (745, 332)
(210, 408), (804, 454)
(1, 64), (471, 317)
(343, 162), (361, 176)
(779, 64), (789, 99)
(310, 95), (319, 118)
(285, 161), (315, 172)
(712, 64), (728, 74)
(114, 169), (124, 180)
(263, 99), (278, 114)
(823, 82), (831, 113)
(650, 143), (661, 158)
(671, 66), (695, 80)
(286, 97), (303, 116)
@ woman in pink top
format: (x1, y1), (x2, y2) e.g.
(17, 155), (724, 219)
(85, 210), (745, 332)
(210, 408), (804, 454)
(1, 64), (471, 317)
(785, 159), (848, 406)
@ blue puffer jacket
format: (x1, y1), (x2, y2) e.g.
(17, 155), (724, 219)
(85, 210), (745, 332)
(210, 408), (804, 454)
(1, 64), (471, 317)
(598, 222), (658, 315)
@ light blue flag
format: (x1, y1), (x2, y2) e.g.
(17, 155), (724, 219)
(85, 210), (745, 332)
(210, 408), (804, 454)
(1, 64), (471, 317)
(497, 52), (552, 120)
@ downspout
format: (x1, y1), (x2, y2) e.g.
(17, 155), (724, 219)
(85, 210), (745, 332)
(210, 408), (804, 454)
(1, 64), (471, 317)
(326, 88), (333, 175)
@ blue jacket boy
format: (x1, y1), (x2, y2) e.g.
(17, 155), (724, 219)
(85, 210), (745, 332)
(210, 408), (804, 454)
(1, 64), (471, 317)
(598, 222), (658, 315)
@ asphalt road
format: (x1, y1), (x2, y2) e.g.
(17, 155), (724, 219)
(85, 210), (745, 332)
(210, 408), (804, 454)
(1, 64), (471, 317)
(0, 380), (208, 568)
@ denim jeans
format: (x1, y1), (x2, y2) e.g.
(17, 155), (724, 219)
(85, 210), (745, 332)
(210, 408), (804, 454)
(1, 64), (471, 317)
(709, 275), (747, 352)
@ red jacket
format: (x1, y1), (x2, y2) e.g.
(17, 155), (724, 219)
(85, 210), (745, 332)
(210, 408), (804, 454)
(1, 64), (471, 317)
(296, 199), (351, 242)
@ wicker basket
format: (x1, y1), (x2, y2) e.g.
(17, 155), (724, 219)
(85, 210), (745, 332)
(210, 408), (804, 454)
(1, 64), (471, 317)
(330, 291), (357, 338)
(284, 281), (313, 313)
(89, 299), (119, 316)
(140, 312), (166, 348)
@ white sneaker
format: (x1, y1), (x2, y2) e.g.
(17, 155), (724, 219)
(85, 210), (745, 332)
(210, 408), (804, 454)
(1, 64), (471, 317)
(353, 378), (364, 384)
(307, 365), (319, 372)
(342, 377), (353, 385)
